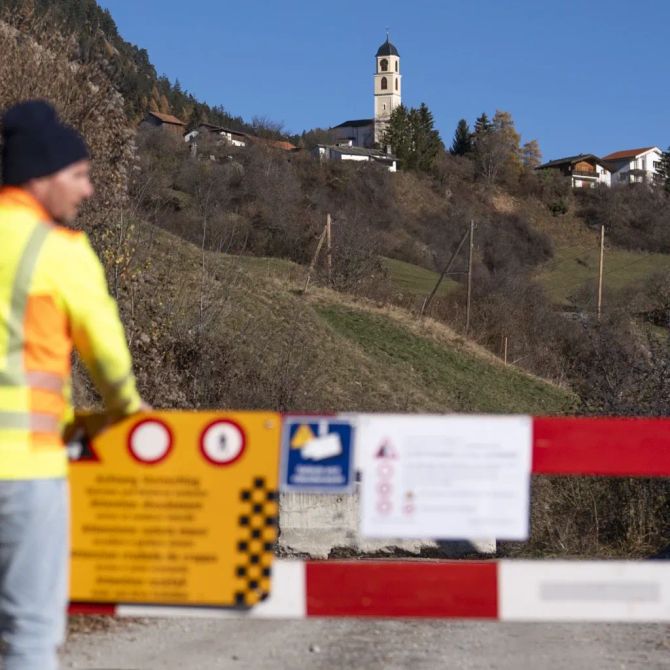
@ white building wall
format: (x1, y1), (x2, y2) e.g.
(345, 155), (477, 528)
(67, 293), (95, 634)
(612, 148), (663, 184)
(596, 164), (611, 187)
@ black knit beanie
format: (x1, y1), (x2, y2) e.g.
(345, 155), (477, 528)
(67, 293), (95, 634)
(1, 100), (89, 186)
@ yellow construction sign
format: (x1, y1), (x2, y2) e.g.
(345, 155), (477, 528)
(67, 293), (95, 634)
(69, 411), (280, 609)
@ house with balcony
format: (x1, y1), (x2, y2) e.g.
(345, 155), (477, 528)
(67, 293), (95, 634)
(601, 147), (663, 185)
(536, 154), (612, 188)
(312, 140), (397, 172)
(184, 123), (248, 147)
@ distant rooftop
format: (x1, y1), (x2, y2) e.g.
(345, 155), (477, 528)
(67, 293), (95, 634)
(332, 119), (374, 129)
(147, 110), (185, 126)
(537, 154), (611, 170)
(602, 147), (657, 161)
(319, 144), (396, 160)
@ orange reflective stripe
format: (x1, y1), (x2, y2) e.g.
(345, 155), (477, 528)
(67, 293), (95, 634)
(29, 388), (65, 418)
(24, 294), (70, 378)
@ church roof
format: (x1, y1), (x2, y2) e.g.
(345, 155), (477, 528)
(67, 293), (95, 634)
(376, 38), (399, 57)
(333, 119), (374, 129)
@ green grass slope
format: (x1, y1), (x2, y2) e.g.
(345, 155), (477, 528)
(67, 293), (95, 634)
(124, 226), (574, 416)
(381, 257), (458, 298)
(537, 242), (670, 306)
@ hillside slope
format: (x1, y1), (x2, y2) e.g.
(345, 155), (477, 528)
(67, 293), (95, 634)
(113, 224), (574, 416)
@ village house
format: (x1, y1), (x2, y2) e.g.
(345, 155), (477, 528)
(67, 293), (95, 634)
(139, 110), (186, 136)
(184, 122), (247, 147)
(312, 141), (397, 172)
(536, 154), (612, 188)
(601, 147), (663, 185)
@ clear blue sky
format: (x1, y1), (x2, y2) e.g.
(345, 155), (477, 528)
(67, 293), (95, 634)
(99, 0), (668, 161)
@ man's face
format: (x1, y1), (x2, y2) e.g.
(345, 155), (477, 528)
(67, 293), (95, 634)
(28, 160), (94, 224)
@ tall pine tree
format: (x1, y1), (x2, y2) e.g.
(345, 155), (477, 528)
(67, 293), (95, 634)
(450, 119), (472, 156)
(658, 146), (670, 193)
(473, 113), (492, 137)
(381, 103), (443, 172)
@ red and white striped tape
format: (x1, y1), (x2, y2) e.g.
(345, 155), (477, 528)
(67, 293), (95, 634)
(70, 558), (670, 622)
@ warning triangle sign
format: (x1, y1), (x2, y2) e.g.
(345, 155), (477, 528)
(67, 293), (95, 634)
(290, 424), (316, 449)
(67, 436), (100, 463)
(375, 440), (398, 459)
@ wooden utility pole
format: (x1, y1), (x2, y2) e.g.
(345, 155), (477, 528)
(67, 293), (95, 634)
(326, 213), (332, 285)
(597, 225), (605, 320)
(465, 220), (475, 335)
(420, 227), (470, 318)
(504, 336), (508, 366)
(303, 222), (328, 294)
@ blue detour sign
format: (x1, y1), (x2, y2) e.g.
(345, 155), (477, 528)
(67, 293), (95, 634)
(280, 417), (355, 493)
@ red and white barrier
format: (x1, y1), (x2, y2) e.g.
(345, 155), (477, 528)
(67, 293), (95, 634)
(69, 416), (670, 622)
(531, 417), (670, 477)
(71, 558), (670, 622)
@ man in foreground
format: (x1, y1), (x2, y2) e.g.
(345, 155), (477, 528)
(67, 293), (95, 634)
(0, 100), (146, 670)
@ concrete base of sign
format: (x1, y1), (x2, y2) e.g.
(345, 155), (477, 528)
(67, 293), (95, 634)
(278, 488), (496, 559)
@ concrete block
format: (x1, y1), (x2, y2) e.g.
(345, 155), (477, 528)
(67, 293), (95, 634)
(278, 486), (495, 559)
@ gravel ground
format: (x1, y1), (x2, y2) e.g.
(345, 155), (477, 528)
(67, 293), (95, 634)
(62, 617), (670, 670)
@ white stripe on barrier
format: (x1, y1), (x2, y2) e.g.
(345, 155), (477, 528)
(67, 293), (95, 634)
(499, 561), (670, 622)
(117, 560), (306, 619)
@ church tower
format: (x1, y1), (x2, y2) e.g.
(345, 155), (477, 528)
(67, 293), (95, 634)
(374, 36), (402, 145)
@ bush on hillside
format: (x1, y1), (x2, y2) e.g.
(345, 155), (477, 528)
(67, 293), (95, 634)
(576, 185), (670, 252)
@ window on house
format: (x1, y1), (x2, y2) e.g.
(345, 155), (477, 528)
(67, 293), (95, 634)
(380, 59), (388, 72)
(395, 79), (398, 91)
(381, 77), (388, 90)
(395, 61), (398, 72)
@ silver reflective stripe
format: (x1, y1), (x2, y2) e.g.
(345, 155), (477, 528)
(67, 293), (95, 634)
(0, 411), (59, 433)
(25, 370), (64, 394)
(2, 222), (51, 385)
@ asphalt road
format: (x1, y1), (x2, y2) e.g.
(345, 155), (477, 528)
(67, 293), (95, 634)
(62, 617), (670, 670)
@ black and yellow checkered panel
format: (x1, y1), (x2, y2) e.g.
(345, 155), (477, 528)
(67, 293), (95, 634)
(234, 477), (278, 607)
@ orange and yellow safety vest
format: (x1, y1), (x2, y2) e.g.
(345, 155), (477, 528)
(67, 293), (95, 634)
(0, 186), (141, 479)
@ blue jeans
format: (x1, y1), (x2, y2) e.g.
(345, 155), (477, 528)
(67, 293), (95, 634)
(0, 479), (68, 670)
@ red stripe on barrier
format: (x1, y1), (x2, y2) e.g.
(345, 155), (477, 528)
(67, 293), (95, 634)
(533, 417), (670, 477)
(305, 560), (498, 619)
(68, 602), (117, 616)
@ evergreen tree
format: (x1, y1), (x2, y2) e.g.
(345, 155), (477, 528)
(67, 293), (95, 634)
(412, 103), (444, 172)
(473, 112), (492, 137)
(381, 105), (413, 164)
(382, 103), (443, 173)
(450, 119), (472, 156)
(658, 146), (670, 193)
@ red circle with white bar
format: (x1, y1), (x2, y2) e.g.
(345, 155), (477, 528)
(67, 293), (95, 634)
(128, 419), (173, 465)
(199, 420), (246, 466)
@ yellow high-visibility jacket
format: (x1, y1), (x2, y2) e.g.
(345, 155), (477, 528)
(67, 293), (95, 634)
(0, 186), (141, 479)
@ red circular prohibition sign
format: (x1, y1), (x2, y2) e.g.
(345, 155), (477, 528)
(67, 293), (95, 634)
(199, 419), (247, 466)
(127, 418), (174, 465)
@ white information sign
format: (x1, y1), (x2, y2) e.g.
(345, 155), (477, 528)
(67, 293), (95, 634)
(359, 415), (533, 540)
